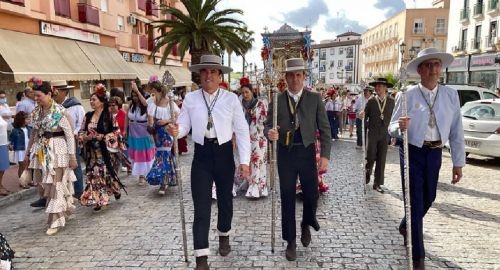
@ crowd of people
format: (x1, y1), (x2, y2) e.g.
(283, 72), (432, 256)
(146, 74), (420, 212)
(0, 48), (467, 270)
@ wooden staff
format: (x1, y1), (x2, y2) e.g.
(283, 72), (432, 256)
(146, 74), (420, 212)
(270, 85), (278, 253)
(163, 71), (189, 263)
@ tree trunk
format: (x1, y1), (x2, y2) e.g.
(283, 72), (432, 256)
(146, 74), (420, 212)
(227, 51), (231, 89)
(189, 49), (209, 86)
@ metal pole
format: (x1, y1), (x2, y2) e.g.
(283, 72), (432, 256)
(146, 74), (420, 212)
(361, 96), (367, 196)
(163, 71), (189, 263)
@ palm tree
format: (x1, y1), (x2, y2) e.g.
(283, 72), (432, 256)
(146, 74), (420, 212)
(152, 0), (253, 84)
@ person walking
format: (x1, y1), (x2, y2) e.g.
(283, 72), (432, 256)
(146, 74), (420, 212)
(167, 54), (250, 270)
(23, 79), (77, 235)
(9, 112), (32, 179)
(389, 47), (465, 269)
(362, 78), (395, 193)
(52, 80), (86, 199)
(266, 58), (331, 261)
(354, 87), (372, 148)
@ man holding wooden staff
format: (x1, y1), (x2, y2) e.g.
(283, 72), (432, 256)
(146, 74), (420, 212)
(389, 47), (465, 269)
(266, 58), (331, 261)
(167, 54), (250, 270)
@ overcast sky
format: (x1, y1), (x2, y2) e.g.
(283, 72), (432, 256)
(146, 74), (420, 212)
(218, 0), (433, 72)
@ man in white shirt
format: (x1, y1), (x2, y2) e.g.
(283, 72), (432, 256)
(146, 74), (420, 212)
(52, 81), (86, 199)
(16, 87), (36, 116)
(389, 48), (465, 269)
(167, 55), (250, 270)
(354, 87), (372, 148)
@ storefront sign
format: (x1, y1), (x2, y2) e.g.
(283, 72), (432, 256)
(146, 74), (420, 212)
(470, 54), (496, 67)
(131, 53), (145, 63)
(40, 21), (100, 44)
(448, 57), (468, 70)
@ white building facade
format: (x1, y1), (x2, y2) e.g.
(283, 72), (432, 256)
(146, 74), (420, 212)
(311, 32), (362, 87)
(446, 0), (500, 90)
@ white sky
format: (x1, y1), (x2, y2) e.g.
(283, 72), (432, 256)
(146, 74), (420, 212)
(218, 0), (434, 72)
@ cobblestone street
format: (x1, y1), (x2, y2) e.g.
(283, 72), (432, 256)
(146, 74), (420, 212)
(0, 139), (499, 270)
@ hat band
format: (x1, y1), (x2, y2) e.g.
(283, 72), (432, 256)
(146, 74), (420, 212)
(200, 61), (221, 65)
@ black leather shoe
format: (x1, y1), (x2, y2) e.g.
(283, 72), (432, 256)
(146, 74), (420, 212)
(311, 219), (320, 231)
(218, 236), (231, 256)
(285, 242), (297, 261)
(373, 185), (385, 193)
(300, 224), (311, 247)
(30, 197), (47, 208)
(413, 257), (425, 270)
(399, 226), (407, 246)
(114, 193), (121, 200)
(195, 256), (209, 270)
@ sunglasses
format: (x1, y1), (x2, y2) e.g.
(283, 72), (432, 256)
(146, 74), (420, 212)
(420, 61), (442, 69)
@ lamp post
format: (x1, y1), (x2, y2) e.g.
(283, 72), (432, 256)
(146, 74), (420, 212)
(399, 41), (406, 67)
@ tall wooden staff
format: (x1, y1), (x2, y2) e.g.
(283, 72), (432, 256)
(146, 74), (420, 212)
(360, 90), (367, 196)
(163, 71), (189, 263)
(399, 67), (413, 269)
(270, 83), (278, 253)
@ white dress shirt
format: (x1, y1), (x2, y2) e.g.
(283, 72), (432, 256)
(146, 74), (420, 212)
(325, 99), (334, 111)
(287, 89), (303, 103)
(420, 84), (441, 141)
(177, 88), (251, 165)
(62, 97), (86, 134)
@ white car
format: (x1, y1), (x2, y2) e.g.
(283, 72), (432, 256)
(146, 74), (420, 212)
(460, 99), (500, 158)
(445, 84), (498, 107)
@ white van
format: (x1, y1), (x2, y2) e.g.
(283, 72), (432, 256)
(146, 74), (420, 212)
(445, 84), (498, 107)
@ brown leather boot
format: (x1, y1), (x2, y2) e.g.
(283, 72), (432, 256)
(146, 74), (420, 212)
(218, 236), (231, 256)
(195, 256), (209, 270)
(285, 241), (297, 261)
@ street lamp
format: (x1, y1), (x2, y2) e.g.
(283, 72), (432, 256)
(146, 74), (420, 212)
(409, 47), (417, 60)
(399, 41), (406, 66)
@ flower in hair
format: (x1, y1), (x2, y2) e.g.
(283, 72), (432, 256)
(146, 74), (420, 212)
(27, 76), (43, 89)
(94, 83), (107, 98)
(239, 77), (250, 87)
(149, 75), (159, 83)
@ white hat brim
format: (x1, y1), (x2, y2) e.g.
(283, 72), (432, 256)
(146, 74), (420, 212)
(406, 52), (454, 75)
(188, 64), (233, 74)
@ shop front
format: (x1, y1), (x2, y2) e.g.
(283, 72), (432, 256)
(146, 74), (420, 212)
(446, 56), (468, 85)
(469, 53), (499, 91)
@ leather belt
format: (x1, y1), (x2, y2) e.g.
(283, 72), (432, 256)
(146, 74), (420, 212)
(130, 120), (147, 123)
(204, 137), (218, 144)
(41, 131), (65, 139)
(423, 140), (442, 149)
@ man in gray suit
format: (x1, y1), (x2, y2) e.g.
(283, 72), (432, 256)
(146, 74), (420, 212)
(362, 78), (395, 193)
(266, 58), (331, 261)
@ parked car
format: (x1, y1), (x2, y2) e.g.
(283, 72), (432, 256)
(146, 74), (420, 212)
(458, 99), (500, 158)
(445, 84), (498, 107)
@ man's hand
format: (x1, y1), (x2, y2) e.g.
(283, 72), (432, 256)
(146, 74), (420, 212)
(319, 157), (329, 173)
(268, 128), (279, 141)
(239, 164), (250, 179)
(358, 111), (365, 119)
(69, 158), (78, 170)
(398, 116), (411, 131)
(166, 123), (179, 137)
(452, 167), (463, 184)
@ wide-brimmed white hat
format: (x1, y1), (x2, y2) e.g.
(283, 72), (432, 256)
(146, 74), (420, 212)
(51, 80), (75, 90)
(283, 58), (308, 73)
(406, 47), (454, 75)
(188, 54), (232, 74)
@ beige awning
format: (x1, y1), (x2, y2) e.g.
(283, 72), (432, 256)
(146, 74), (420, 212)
(127, 62), (164, 84)
(76, 42), (136, 80)
(0, 29), (100, 82)
(164, 65), (192, 87)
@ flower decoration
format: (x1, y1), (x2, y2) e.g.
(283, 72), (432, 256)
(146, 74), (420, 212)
(261, 47), (269, 61)
(219, 81), (229, 90)
(94, 83), (107, 99)
(148, 75), (162, 91)
(149, 75), (159, 84)
(277, 78), (287, 91)
(239, 77), (250, 87)
(27, 76), (43, 89)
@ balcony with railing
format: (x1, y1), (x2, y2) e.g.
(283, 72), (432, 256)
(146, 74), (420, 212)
(1, 0), (24, 5)
(319, 53), (326, 60)
(319, 66), (326, 72)
(460, 8), (470, 23)
(412, 27), (425, 35)
(484, 35), (497, 51)
(470, 38), (482, 52)
(488, 0), (499, 14)
(78, 3), (99, 26)
(435, 27), (446, 35)
(54, 0), (70, 18)
(146, 0), (158, 17)
(473, 3), (484, 19)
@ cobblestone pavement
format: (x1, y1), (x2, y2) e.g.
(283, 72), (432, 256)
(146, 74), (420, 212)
(0, 138), (499, 270)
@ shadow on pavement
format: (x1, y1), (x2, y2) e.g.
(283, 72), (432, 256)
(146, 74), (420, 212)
(437, 182), (500, 201)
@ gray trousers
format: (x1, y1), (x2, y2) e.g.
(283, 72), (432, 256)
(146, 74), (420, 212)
(365, 133), (389, 186)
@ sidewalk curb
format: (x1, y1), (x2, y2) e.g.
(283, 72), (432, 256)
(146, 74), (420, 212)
(0, 188), (36, 209)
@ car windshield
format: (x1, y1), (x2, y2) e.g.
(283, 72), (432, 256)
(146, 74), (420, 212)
(461, 103), (500, 120)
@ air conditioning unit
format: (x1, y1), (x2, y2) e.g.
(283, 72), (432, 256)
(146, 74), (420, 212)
(127, 15), (137, 25)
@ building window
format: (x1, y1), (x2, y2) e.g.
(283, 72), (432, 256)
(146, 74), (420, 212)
(330, 48), (335, 55)
(412, 39), (422, 51)
(101, 0), (108, 12)
(338, 60), (343, 68)
(436, 18), (446, 34)
(339, 48), (344, 55)
(329, 73), (334, 79)
(117, 16), (124, 31)
(474, 25), (481, 49)
(413, 18), (424, 34)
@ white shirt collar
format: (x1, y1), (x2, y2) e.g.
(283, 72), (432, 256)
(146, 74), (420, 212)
(203, 88), (221, 97)
(287, 89), (303, 99)
(419, 83), (438, 93)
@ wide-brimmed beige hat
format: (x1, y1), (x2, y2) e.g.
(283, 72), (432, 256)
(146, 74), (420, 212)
(406, 47), (454, 75)
(188, 54), (232, 74)
(51, 80), (75, 90)
(283, 58), (308, 73)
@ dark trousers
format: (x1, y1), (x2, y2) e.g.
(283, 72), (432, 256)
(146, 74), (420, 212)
(399, 144), (442, 259)
(365, 134), (389, 186)
(191, 140), (235, 254)
(277, 144), (318, 243)
(326, 111), (338, 139)
(73, 145), (84, 195)
(355, 118), (367, 146)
